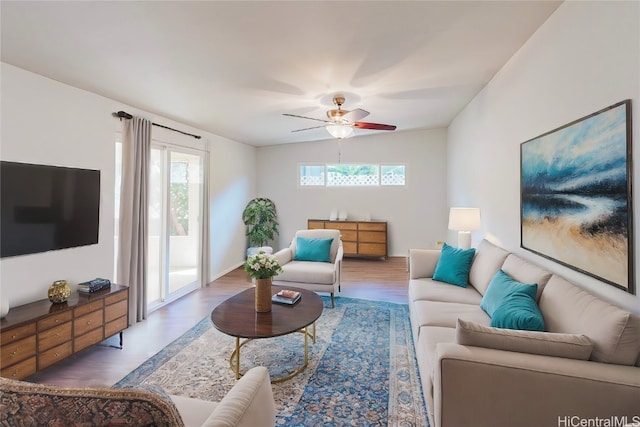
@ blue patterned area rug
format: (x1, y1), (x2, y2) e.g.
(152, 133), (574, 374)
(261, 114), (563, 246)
(116, 296), (428, 426)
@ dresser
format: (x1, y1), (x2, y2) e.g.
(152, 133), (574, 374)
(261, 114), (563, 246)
(0, 285), (128, 380)
(308, 219), (387, 258)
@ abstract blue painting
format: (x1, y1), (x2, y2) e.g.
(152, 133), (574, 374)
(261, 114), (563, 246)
(520, 100), (633, 294)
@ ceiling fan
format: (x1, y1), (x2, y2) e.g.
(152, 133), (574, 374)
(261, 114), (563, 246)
(283, 95), (397, 139)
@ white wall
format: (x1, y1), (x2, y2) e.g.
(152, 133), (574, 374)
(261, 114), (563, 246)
(256, 128), (448, 255)
(0, 63), (255, 308)
(448, 1), (640, 312)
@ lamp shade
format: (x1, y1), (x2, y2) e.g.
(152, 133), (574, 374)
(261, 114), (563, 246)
(326, 123), (353, 139)
(448, 208), (481, 231)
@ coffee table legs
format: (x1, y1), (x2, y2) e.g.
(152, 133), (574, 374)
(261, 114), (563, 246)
(229, 322), (316, 383)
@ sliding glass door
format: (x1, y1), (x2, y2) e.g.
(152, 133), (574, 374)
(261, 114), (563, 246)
(148, 147), (204, 309)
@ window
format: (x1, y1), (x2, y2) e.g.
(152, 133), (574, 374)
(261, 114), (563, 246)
(298, 163), (406, 187)
(299, 164), (325, 186)
(381, 165), (406, 186)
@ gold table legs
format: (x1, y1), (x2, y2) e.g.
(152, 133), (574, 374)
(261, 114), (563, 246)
(229, 322), (316, 383)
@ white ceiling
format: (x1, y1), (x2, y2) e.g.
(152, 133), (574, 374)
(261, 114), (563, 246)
(1, 1), (561, 146)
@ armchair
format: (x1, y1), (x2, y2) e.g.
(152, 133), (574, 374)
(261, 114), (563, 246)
(273, 229), (343, 308)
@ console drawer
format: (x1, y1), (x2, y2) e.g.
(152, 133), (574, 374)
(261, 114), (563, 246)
(340, 230), (357, 242)
(74, 310), (104, 337)
(74, 327), (104, 352)
(359, 231), (386, 243)
(343, 241), (357, 254)
(74, 300), (104, 317)
(1, 356), (36, 380)
(39, 341), (73, 370)
(358, 243), (387, 257)
(307, 220), (325, 229)
(358, 222), (386, 232)
(105, 290), (127, 305)
(1, 335), (36, 368)
(105, 300), (127, 323)
(38, 322), (72, 352)
(105, 316), (127, 338)
(1, 323), (36, 346)
(327, 222), (357, 231)
(37, 311), (73, 332)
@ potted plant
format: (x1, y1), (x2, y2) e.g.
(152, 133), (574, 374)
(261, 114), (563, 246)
(244, 250), (283, 312)
(242, 197), (279, 256)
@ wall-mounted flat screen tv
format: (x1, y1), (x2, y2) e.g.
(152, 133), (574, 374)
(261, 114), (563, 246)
(1, 161), (100, 258)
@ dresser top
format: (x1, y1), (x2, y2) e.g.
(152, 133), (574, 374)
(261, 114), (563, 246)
(0, 284), (128, 331)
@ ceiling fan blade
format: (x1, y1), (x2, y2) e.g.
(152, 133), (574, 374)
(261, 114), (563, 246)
(354, 122), (397, 131)
(342, 108), (370, 123)
(283, 113), (330, 124)
(291, 125), (326, 133)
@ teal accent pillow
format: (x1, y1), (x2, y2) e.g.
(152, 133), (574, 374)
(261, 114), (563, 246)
(480, 270), (538, 317)
(491, 291), (545, 331)
(432, 243), (476, 287)
(294, 237), (334, 262)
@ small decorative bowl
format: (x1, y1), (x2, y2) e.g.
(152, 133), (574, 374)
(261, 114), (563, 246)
(48, 280), (71, 303)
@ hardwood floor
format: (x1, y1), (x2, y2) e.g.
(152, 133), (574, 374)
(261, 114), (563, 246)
(25, 257), (409, 388)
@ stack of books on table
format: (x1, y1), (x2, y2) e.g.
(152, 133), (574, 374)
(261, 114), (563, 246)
(78, 278), (112, 294)
(272, 289), (301, 305)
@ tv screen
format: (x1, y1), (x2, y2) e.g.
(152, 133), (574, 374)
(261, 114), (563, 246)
(1, 161), (100, 258)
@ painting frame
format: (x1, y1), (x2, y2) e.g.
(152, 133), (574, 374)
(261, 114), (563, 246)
(520, 100), (634, 294)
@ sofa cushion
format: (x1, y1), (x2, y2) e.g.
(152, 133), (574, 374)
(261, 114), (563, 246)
(539, 275), (640, 365)
(293, 237), (333, 262)
(468, 239), (510, 295)
(432, 243), (475, 287)
(413, 300), (491, 329)
(455, 319), (594, 360)
(490, 291), (545, 332)
(408, 278), (483, 305)
(170, 395), (218, 427)
(480, 269), (538, 317)
(276, 260), (337, 285)
(501, 254), (552, 301)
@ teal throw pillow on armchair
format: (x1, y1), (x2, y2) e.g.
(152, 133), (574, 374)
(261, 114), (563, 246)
(294, 237), (334, 262)
(480, 269), (538, 316)
(491, 291), (545, 331)
(432, 243), (476, 287)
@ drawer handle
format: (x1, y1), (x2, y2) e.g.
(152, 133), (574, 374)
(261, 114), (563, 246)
(87, 320), (92, 325)
(11, 334), (17, 339)
(11, 371), (19, 377)
(55, 333), (60, 337)
(55, 352), (60, 358)
(55, 319), (60, 323)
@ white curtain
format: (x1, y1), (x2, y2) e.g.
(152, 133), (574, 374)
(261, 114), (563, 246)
(118, 116), (151, 324)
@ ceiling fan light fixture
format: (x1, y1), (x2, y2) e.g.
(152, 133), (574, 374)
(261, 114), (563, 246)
(325, 123), (353, 139)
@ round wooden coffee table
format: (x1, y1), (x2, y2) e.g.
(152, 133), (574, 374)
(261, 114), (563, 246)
(211, 285), (323, 383)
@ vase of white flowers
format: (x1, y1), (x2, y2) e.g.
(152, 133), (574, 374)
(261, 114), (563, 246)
(244, 250), (283, 312)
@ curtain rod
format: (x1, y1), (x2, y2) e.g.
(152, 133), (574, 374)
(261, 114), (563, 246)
(112, 111), (202, 140)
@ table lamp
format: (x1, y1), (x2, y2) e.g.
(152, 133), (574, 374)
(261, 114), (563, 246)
(448, 208), (481, 249)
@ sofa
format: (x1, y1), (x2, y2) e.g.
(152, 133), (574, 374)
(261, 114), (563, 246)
(409, 239), (640, 427)
(0, 366), (276, 427)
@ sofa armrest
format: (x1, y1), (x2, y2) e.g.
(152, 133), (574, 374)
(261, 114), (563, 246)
(273, 247), (292, 266)
(202, 367), (275, 427)
(433, 343), (640, 427)
(409, 249), (440, 279)
(335, 242), (344, 264)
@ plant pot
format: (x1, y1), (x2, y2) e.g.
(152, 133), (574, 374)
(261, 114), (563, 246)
(255, 277), (272, 313)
